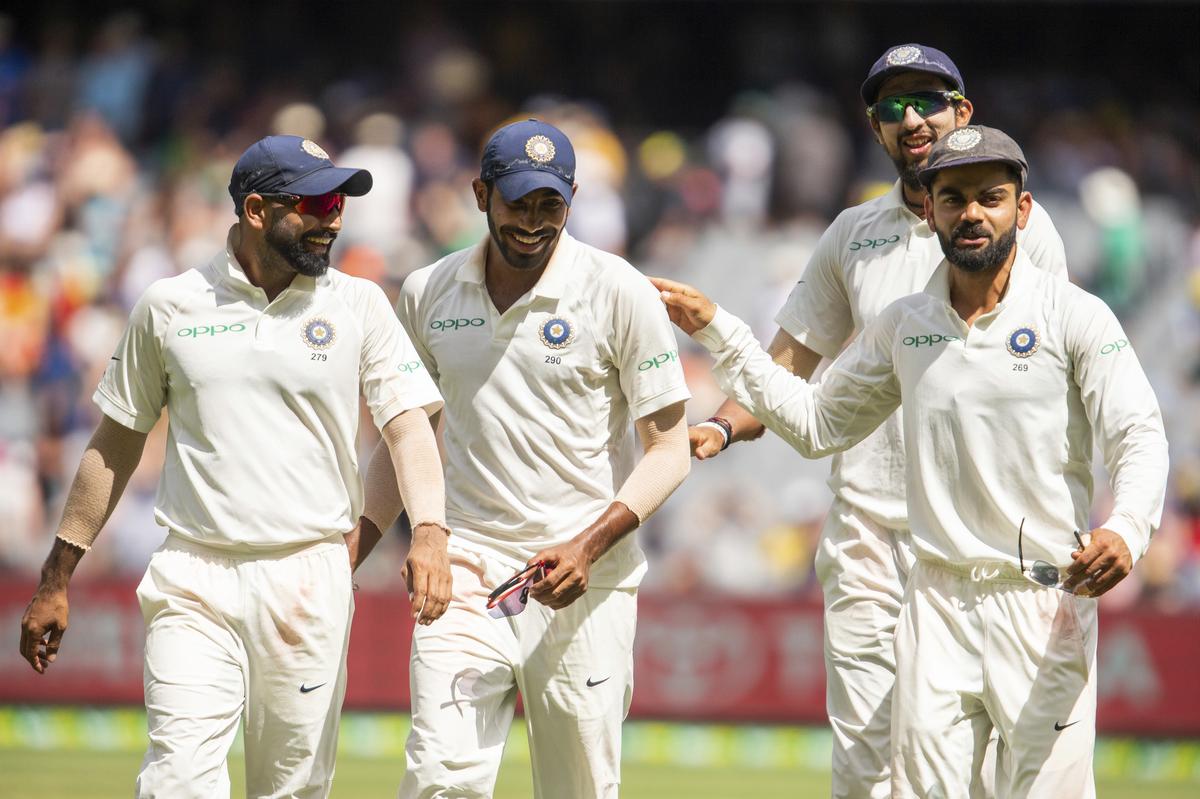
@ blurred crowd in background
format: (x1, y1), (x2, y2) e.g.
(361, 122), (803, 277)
(0, 4), (1197, 609)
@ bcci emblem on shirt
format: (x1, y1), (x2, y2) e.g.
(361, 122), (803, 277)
(1007, 326), (1039, 358)
(539, 316), (575, 349)
(303, 317), (337, 350)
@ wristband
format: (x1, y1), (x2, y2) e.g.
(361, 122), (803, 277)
(698, 416), (734, 451)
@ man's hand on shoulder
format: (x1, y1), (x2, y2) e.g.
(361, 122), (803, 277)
(649, 277), (716, 336)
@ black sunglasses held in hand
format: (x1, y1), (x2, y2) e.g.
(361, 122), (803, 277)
(867, 90), (965, 123)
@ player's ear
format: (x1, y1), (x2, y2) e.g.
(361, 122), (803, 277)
(1016, 189), (1033, 230)
(241, 194), (269, 232)
(471, 178), (489, 213)
(956, 98), (974, 126)
(868, 114), (883, 144)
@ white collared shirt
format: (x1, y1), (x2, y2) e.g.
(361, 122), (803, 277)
(399, 232), (690, 588)
(95, 242), (442, 551)
(698, 248), (1167, 569)
(774, 181), (1067, 529)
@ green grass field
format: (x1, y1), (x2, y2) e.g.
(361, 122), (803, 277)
(1, 749), (1199, 798)
(1, 706), (1197, 797)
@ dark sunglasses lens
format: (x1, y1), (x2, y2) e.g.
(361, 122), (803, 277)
(296, 193), (344, 217)
(1030, 561), (1061, 587)
(875, 93), (947, 122)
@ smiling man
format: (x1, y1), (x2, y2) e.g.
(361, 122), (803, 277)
(18, 135), (447, 798)
(654, 126), (1168, 798)
(361, 119), (691, 798)
(685, 43), (1069, 798)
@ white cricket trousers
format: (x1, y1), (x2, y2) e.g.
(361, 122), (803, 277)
(134, 532), (354, 798)
(399, 548), (636, 799)
(892, 559), (1098, 799)
(816, 498), (915, 799)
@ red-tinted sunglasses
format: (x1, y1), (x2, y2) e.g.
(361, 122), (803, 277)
(262, 191), (346, 217)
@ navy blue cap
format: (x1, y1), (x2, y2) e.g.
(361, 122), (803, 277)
(480, 119), (575, 205)
(228, 135), (372, 214)
(860, 44), (965, 106)
(918, 126), (1028, 188)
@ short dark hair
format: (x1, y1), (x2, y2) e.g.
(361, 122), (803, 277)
(1004, 164), (1024, 194)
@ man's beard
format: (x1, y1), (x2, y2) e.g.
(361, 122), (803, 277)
(486, 194), (559, 272)
(891, 153), (924, 192)
(265, 220), (333, 277)
(937, 220), (1018, 274)
(889, 128), (938, 192)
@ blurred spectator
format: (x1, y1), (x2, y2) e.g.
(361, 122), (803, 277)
(75, 12), (152, 143)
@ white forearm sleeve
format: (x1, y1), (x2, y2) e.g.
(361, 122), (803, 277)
(361, 439), (404, 532)
(379, 408), (446, 532)
(614, 402), (690, 524)
(56, 416), (148, 550)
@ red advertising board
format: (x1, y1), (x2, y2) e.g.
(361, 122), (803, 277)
(2, 580), (1197, 735)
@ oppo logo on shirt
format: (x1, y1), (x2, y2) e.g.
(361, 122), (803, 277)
(848, 234), (901, 251)
(638, 350), (679, 370)
(176, 323), (247, 338)
(430, 317), (485, 331)
(901, 333), (960, 348)
(1100, 339), (1129, 355)
(398, 361), (424, 373)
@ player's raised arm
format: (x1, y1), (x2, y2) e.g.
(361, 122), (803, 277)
(690, 330), (823, 459)
(19, 416), (148, 673)
(654, 276), (902, 459)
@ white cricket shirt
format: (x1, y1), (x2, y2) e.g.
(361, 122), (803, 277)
(95, 240), (443, 551)
(774, 180), (1067, 529)
(698, 248), (1168, 569)
(399, 232), (690, 588)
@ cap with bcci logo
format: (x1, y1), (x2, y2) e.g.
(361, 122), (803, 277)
(918, 125), (1029, 188)
(228, 134), (373, 214)
(860, 43), (964, 105)
(480, 119), (576, 205)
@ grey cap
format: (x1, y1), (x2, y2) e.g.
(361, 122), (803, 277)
(918, 125), (1028, 189)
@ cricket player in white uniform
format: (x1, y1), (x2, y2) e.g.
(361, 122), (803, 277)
(358, 119), (691, 799)
(18, 135), (447, 798)
(655, 126), (1169, 798)
(689, 44), (1067, 797)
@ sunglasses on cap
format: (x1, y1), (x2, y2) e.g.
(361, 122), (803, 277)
(260, 191), (346, 217)
(867, 90), (965, 123)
